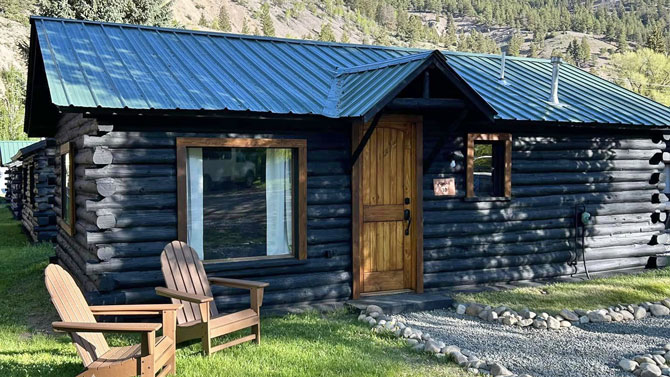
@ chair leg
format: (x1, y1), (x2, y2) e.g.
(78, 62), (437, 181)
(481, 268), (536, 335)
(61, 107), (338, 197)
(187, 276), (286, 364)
(202, 334), (211, 356)
(169, 354), (177, 376)
(252, 323), (261, 345)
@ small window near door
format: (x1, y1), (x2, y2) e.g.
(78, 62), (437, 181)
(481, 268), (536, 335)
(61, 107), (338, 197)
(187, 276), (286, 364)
(466, 133), (511, 199)
(59, 143), (75, 235)
(177, 138), (307, 263)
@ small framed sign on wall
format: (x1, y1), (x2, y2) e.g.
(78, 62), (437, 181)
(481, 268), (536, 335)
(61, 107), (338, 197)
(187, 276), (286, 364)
(433, 178), (456, 196)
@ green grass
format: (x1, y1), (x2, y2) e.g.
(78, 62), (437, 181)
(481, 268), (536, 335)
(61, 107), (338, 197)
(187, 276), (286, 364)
(0, 200), (463, 377)
(454, 269), (670, 315)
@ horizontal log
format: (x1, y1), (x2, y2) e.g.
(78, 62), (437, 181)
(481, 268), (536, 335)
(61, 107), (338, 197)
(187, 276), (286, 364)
(512, 159), (661, 173)
(75, 147), (113, 165)
(424, 263), (575, 288)
(576, 256), (650, 274)
(307, 189), (350, 205)
(513, 138), (662, 151)
(86, 256), (161, 274)
(86, 194), (176, 211)
(84, 226), (175, 244)
(424, 250), (573, 273)
(76, 164), (175, 179)
(214, 283), (351, 308)
(105, 148), (176, 164)
(96, 241), (170, 261)
(424, 239), (573, 261)
(211, 271), (352, 295)
(95, 176), (177, 197)
(583, 244), (666, 261)
(307, 204), (351, 219)
(424, 218), (571, 238)
(512, 149), (658, 161)
(95, 209), (176, 229)
(307, 228), (350, 244)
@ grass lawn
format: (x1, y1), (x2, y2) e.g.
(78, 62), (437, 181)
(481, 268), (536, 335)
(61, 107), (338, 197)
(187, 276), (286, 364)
(454, 268), (670, 315)
(0, 200), (464, 377)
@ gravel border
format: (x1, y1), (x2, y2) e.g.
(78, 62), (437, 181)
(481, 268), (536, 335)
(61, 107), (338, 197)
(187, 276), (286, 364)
(393, 309), (670, 377)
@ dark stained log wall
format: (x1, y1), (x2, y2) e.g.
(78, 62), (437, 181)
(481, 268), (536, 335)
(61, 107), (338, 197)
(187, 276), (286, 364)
(5, 164), (23, 219)
(52, 111), (670, 309)
(422, 118), (668, 289)
(18, 142), (58, 242)
(54, 114), (353, 310)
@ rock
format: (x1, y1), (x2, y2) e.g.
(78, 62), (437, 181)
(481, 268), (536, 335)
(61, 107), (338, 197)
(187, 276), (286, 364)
(519, 318), (534, 327)
(555, 314), (564, 321)
(636, 356), (656, 365)
(479, 309), (491, 321)
(493, 306), (508, 315)
(650, 304), (670, 316)
(539, 312), (549, 320)
(664, 344), (670, 351)
(405, 338), (419, 346)
(588, 311), (611, 323)
(435, 353), (446, 359)
(560, 309), (580, 322)
(384, 321), (395, 331)
(487, 311), (499, 322)
(635, 307), (648, 320)
(662, 299), (670, 309)
(369, 312), (381, 319)
(401, 327), (413, 338)
(467, 367), (479, 374)
(619, 359), (639, 372)
(621, 310), (635, 321)
(442, 345), (460, 355)
(456, 304), (467, 315)
(489, 363), (513, 376)
(412, 343), (425, 352)
(652, 354), (666, 365)
(366, 305), (383, 314)
(461, 349), (476, 357)
(575, 309), (588, 316)
(639, 363), (662, 377)
(357, 314), (366, 322)
(610, 311), (624, 322)
(532, 319), (548, 329)
(579, 316), (590, 324)
(452, 352), (469, 366)
(466, 304), (484, 316)
(502, 316), (517, 326)
(665, 351), (670, 362)
(367, 318), (377, 326)
(424, 340), (441, 353)
(560, 320), (572, 328)
(547, 316), (561, 330)
(421, 333), (431, 341)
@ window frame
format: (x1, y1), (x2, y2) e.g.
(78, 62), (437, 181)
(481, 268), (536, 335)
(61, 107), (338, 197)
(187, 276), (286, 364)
(176, 137), (308, 263)
(59, 142), (76, 236)
(466, 133), (512, 200)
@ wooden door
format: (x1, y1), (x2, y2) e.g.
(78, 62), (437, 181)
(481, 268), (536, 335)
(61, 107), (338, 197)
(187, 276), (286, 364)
(355, 115), (420, 294)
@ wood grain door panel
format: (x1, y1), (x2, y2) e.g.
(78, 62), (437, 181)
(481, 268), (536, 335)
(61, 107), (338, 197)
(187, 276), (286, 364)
(359, 116), (417, 293)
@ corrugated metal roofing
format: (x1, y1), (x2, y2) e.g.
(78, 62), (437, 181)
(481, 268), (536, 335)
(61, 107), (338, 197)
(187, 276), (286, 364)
(30, 16), (670, 127)
(0, 141), (36, 166)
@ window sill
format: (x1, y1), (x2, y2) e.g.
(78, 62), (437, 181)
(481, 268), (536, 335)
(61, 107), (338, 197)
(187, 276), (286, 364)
(464, 196), (511, 202)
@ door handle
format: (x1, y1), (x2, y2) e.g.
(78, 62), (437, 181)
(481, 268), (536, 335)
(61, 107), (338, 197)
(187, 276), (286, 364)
(404, 209), (411, 236)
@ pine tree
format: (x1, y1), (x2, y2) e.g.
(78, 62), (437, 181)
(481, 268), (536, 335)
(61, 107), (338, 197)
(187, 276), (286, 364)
(318, 23), (336, 42)
(340, 31), (350, 43)
(0, 66), (28, 140)
(579, 36), (591, 66)
(38, 0), (173, 26)
(529, 42), (539, 58)
(198, 13), (208, 27)
(617, 29), (628, 53)
(218, 4), (231, 32)
(241, 17), (250, 34)
(259, 2), (275, 37)
(647, 25), (666, 54)
(507, 32), (522, 56)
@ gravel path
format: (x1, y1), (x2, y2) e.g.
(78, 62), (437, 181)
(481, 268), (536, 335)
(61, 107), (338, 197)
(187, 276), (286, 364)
(394, 309), (670, 377)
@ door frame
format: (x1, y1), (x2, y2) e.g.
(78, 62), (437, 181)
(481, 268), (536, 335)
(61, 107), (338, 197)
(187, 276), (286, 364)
(351, 114), (423, 299)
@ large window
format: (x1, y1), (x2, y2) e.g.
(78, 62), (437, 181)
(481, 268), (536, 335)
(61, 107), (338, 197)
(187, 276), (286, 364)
(177, 138), (307, 262)
(466, 133), (511, 199)
(59, 143), (75, 235)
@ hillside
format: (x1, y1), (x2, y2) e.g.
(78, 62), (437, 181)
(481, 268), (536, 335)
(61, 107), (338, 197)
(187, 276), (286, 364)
(0, 0), (669, 139)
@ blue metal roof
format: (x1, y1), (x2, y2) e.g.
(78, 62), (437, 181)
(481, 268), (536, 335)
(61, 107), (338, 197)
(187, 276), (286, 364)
(0, 141), (36, 166)
(28, 16), (670, 128)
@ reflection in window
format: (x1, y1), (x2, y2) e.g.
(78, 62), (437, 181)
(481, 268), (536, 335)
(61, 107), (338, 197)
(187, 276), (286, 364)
(62, 153), (72, 225)
(186, 147), (296, 261)
(473, 142), (494, 196)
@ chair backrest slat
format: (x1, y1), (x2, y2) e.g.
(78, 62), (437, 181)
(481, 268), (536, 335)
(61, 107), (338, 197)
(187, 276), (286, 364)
(44, 264), (109, 367)
(160, 241), (218, 325)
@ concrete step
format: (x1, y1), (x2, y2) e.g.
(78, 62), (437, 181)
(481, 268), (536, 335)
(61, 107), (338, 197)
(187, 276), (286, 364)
(347, 292), (453, 315)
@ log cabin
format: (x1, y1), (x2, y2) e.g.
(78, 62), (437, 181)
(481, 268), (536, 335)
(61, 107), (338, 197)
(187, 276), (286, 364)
(1, 140), (34, 213)
(23, 16), (670, 309)
(9, 139), (58, 241)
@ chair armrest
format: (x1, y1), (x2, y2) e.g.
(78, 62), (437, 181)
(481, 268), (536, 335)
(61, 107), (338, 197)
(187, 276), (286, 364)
(52, 321), (161, 333)
(89, 304), (183, 316)
(208, 277), (269, 290)
(156, 287), (213, 303)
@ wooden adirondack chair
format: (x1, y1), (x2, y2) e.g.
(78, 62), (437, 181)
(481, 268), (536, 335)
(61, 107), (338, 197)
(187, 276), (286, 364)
(44, 264), (182, 377)
(156, 241), (269, 355)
